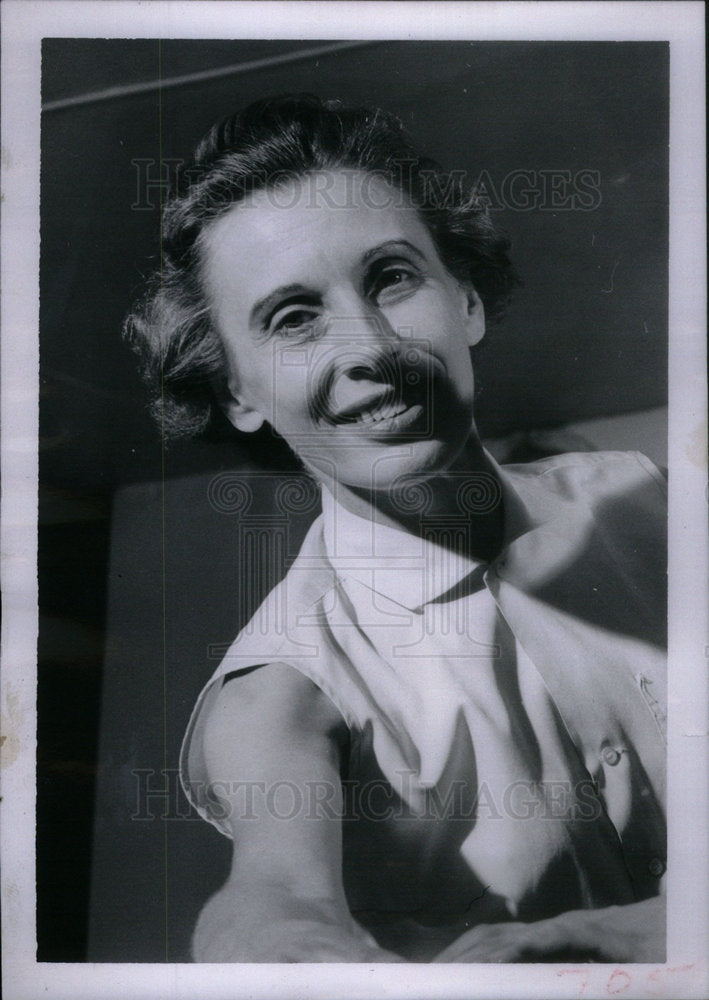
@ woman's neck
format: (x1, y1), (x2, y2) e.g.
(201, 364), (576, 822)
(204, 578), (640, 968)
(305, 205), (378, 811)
(316, 436), (506, 564)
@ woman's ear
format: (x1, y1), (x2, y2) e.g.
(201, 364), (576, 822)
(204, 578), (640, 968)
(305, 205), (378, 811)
(215, 379), (265, 433)
(463, 285), (486, 347)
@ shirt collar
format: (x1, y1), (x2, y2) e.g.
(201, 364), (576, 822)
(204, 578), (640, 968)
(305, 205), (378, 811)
(320, 450), (536, 611)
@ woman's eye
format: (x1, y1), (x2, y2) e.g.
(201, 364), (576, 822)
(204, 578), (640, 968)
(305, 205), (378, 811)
(369, 265), (420, 302)
(271, 309), (319, 337)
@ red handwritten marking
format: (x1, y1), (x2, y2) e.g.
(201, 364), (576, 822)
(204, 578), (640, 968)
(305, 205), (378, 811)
(645, 968), (664, 997)
(554, 963), (697, 1000)
(643, 964), (695, 997)
(607, 968), (632, 995)
(557, 968), (589, 997)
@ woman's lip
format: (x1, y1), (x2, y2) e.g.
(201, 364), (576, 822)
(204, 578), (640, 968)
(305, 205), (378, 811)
(329, 390), (398, 424)
(328, 386), (428, 427)
(339, 401), (425, 436)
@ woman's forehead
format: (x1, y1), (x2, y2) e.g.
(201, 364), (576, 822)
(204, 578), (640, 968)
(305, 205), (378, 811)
(201, 169), (435, 286)
(245, 168), (413, 216)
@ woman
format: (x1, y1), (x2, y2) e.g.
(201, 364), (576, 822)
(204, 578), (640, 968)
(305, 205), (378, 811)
(126, 94), (666, 962)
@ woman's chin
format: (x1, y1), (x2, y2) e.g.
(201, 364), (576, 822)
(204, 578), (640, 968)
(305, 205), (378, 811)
(308, 434), (474, 495)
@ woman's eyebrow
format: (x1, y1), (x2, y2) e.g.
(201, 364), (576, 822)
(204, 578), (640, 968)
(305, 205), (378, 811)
(249, 283), (314, 327)
(248, 241), (426, 327)
(360, 240), (427, 265)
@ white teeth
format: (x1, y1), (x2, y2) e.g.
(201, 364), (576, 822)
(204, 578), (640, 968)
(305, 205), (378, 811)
(357, 402), (407, 424)
(338, 399), (412, 426)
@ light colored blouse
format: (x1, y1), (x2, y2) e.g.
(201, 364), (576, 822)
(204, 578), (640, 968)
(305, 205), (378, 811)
(181, 450), (667, 959)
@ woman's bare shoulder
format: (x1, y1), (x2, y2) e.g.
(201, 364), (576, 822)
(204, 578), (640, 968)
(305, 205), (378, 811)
(201, 662), (347, 778)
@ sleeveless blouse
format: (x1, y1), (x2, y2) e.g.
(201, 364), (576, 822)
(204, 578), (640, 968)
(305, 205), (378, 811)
(181, 451), (667, 959)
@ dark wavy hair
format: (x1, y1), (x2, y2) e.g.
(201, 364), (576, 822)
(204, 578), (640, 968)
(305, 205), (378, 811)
(125, 93), (520, 441)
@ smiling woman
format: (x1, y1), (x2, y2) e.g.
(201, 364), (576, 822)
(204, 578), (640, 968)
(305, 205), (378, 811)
(124, 94), (519, 444)
(126, 94), (667, 963)
(200, 170), (487, 498)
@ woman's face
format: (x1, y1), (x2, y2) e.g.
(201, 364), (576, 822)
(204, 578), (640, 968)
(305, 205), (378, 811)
(200, 169), (485, 493)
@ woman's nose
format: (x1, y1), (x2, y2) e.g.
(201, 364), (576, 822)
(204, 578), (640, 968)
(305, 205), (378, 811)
(329, 305), (402, 351)
(324, 306), (405, 379)
(330, 317), (404, 387)
(305, 313), (403, 423)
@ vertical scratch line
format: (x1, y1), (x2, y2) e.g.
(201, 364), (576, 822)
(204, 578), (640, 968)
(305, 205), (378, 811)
(157, 37), (169, 964)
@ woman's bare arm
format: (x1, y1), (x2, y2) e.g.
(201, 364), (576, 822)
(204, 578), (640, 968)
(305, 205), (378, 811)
(191, 661), (399, 962)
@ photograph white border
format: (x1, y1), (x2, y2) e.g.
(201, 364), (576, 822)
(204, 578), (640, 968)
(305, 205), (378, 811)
(1, 2), (706, 998)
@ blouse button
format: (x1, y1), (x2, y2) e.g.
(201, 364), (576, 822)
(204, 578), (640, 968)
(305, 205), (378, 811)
(648, 858), (666, 877)
(601, 746), (622, 766)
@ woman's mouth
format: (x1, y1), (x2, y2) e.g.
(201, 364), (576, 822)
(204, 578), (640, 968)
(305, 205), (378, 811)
(347, 399), (408, 424)
(352, 403), (425, 436)
(326, 389), (426, 435)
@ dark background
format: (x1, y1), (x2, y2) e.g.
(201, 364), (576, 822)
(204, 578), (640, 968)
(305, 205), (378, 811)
(38, 39), (668, 961)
